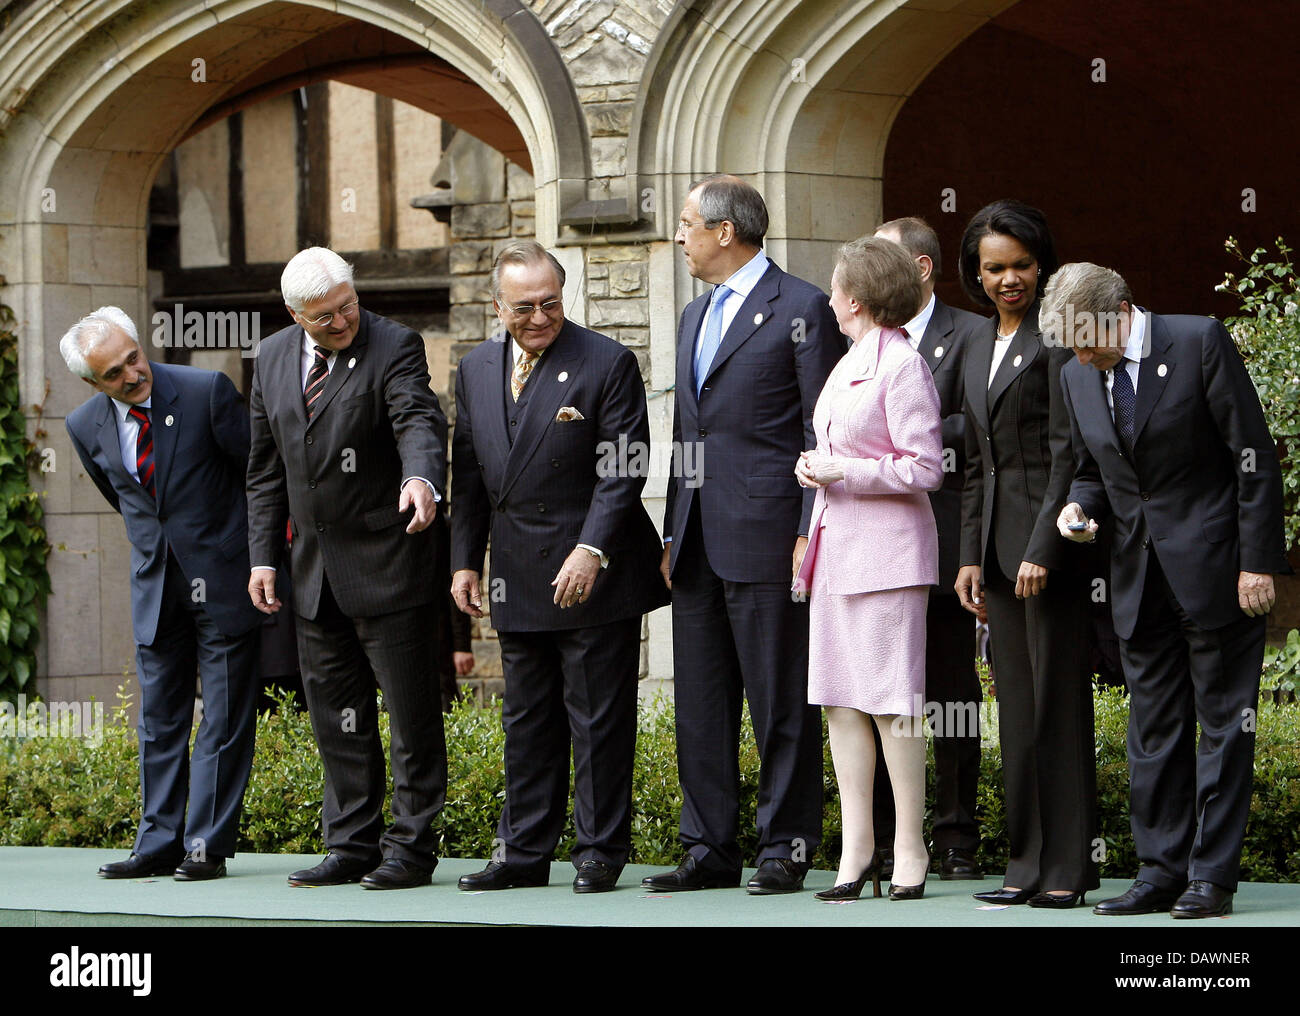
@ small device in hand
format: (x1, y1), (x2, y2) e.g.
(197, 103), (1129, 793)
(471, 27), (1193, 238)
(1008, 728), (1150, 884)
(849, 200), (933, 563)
(1066, 520), (1089, 532)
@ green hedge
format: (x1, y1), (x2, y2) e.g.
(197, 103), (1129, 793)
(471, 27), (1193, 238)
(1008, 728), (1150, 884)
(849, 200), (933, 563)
(2, 686), (1298, 881)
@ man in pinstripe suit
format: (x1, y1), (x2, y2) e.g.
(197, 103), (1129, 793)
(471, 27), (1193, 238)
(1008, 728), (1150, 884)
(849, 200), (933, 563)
(451, 241), (668, 894)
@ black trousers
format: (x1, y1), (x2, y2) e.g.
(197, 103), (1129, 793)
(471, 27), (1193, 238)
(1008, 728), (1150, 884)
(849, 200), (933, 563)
(983, 564), (1099, 891)
(1122, 554), (1264, 892)
(874, 591), (981, 853)
(296, 574), (447, 869)
(495, 617), (641, 868)
(135, 552), (259, 859)
(670, 503), (823, 873)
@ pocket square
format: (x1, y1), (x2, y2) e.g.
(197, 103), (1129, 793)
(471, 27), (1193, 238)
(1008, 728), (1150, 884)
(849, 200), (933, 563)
(556, 406), (585, 422)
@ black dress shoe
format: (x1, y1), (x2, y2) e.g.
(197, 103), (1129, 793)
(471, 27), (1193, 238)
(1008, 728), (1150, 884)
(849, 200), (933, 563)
(174, 853), (227, 881)
(98, 851), (185, 879)
(1171, 880), (1233, 919)
(815, 851), (884, 902)
(747, 858), (805, 895)
(360, 858), (433, 890)
(458, 860), (549, 891)
(1026, 889), (1085, 909)
(288, 853), (381, 887)
(573, 860), (621, 894)
(973, 886), (1036, 905)
(939, 847), (983, 881)
(641, 855), (741, 892)
(1092, 879), (1183, 916)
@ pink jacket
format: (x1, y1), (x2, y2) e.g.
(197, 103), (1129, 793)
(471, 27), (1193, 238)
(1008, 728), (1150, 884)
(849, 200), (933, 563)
(799, 326), (943, 595)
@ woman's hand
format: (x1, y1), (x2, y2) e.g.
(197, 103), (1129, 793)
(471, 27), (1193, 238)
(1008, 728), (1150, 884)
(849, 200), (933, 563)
(796, 450), (844, 488)
(1015, 561), (1048, 599)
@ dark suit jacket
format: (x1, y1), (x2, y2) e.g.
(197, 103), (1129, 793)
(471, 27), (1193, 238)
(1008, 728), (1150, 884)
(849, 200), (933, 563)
(1061, 312), (1289, 639)
(663, 260), (844, 583)
(246, 309), (447, 620)
(960, 313), (1083, 580)
(450, 320), (668, 632)
(66, 362), (261, 645)
(916, 298), (987, 591)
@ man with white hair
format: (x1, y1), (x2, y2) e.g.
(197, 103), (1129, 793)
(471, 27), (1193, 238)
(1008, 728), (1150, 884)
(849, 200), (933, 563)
(62, 306), (261, 881)
(246, 247), (449, 890)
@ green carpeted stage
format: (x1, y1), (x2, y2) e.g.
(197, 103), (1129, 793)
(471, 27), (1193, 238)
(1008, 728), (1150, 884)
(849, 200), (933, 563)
(2, 847), (1297, 927)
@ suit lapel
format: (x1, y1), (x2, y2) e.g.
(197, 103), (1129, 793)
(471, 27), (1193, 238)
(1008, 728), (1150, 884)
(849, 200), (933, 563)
(93, 397), (147, 508)
(697, 262), (781, 388)
(1132, 311), (1174, 445)
(500, 325), (584, 499)
(476, 333), (511, 468)
(916, 299), (953, 374)
(148, 365), (181, 513)
(305, 312), (370, 429)
(987, 317), (1040, 413)
(965, 322), (994, 435)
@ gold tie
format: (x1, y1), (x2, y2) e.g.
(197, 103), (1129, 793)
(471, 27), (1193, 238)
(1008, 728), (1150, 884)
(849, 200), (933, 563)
(511, 350), (539, 402)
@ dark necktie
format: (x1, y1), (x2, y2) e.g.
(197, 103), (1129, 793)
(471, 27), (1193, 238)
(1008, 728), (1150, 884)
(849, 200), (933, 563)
(1112, 362), (1136, 448)
(304, 345), (330, 418)
(128, 406), (156, 499)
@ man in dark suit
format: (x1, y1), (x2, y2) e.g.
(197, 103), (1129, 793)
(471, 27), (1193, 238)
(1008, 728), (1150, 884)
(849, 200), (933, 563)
(61, 306), (260, 881)
(450, 241), (668, 894)
(643, 175), (842, 895)
(246, 247), (448, 891)
(1048, 262), (1288, 918)
(870, 217), (987, 880)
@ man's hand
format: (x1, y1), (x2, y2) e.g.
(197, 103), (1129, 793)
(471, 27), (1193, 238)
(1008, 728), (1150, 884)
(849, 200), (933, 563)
(792, 535), (809, 581)
(796, 450), (843, 488)
(1057, 502), (1099, 542)
(660, 546), (672, 591)
(1015, 560), (1048, 599)
(1239, 571), (1276, 617)
(552, 547), (601, 608)
(451, 569), (484, 618)
(249, 568), (279, 614)
(400, 479), (437, 534)
(453, 651), (475, 676)
(955, 565), (986, 622)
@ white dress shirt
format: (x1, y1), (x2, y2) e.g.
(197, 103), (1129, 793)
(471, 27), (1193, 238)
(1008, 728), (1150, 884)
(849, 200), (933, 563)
(901, 293), (937, 350)
(987, 331), (1016, 387)
(694, 249), (771, 362)
(1103, 309), (1148, 419)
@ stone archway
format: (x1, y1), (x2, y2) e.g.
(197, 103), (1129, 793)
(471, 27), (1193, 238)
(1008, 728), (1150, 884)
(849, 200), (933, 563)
(0, 0), (587, 699)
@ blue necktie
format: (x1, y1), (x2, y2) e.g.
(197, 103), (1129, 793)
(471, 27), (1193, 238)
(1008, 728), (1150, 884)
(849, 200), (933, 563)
(694, 284), (733, 395)
(1112, 362), (1136, 448)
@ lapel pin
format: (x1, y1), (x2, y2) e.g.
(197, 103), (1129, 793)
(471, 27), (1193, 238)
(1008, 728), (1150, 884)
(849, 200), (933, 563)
(753, 313), (763, 326)
(1012, 355), (1023, 368)
(164, 414), (174, 427)
(1157, 363), (1167, 377)
(347, 357), (356, 369)
(934, 346), (944, 358)
(558, 371), (568, 382)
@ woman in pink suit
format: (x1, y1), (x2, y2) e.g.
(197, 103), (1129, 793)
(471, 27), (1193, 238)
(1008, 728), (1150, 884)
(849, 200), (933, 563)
(795, 236), (944, 901)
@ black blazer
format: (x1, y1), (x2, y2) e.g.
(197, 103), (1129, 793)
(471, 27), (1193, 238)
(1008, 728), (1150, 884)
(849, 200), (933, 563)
(450, 320), (668, 632)
(960, 312), (1082, 580)
(66, 362), (261, 645)
(246, 309), (447, 619)
(663, 260), (844, 584)
(916, 298), (988, 590)
(1062, 312), (1289, 639)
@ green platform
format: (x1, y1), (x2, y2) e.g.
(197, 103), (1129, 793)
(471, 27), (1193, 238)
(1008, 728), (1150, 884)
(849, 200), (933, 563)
(2, 848), (1297, 927)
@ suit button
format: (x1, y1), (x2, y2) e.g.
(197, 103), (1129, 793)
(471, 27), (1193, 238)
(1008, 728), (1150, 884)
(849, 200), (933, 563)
(540, 548), (549, 558)
(551, 459), (560, 468)
(1142, 537), (1151, 549)
(305, 435), (314, 445)
(537, 503), (546, 513)
(989, 468), (995, 476)
(309, 480), (317, 489)
(510, 420), (517, 428)
(498, 503), (507, 512)
(699, 429), (707, 438)
(1141, 491), (1150, 501)
(316, 522), (325, 532)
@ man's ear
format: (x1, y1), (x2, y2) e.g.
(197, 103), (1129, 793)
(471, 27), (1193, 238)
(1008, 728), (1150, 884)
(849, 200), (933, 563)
(81, 375), (98, 390)
(916, 255), (934, 285)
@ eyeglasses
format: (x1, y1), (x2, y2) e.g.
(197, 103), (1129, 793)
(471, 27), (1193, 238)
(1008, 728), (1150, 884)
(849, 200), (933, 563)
(301, 299), (359, 328)
(505, 300), (563, 319)
(676, 218), (719, 235)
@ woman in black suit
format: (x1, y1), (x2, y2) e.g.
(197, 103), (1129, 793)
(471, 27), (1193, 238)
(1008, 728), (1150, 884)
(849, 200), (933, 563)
(953, 200), (1098, 908)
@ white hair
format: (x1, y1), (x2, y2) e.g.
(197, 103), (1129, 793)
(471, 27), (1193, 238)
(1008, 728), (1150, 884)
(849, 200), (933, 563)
(59, 306), (140, 379)
(280, 247), (355, 313)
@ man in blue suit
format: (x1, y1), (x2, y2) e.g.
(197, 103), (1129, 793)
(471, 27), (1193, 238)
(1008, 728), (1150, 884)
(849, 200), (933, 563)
(643, 175), (843, 894)
(62, 306), (260, 881)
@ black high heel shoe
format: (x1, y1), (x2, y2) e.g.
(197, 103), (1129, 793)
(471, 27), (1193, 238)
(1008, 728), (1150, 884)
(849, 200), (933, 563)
(888, 852), (930, 900)
(815, 851), (883, 901)
(1026, 889), (1087, 909)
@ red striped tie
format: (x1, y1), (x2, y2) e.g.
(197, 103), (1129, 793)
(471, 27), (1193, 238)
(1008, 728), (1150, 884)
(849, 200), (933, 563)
(128, 407), (156, 499)
(304, 345), (330, 418)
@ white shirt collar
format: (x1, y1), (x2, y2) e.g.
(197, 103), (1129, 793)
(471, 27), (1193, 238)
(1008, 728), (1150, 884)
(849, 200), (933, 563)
(110, 395), (152, 421)
(901, 292), (937, 348)
(1121, 307), (1148, 366)
(716, 249), (770, 299)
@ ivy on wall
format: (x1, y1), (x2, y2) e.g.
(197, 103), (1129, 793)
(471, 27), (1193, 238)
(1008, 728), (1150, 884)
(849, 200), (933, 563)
(0, 300), (50, 699)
